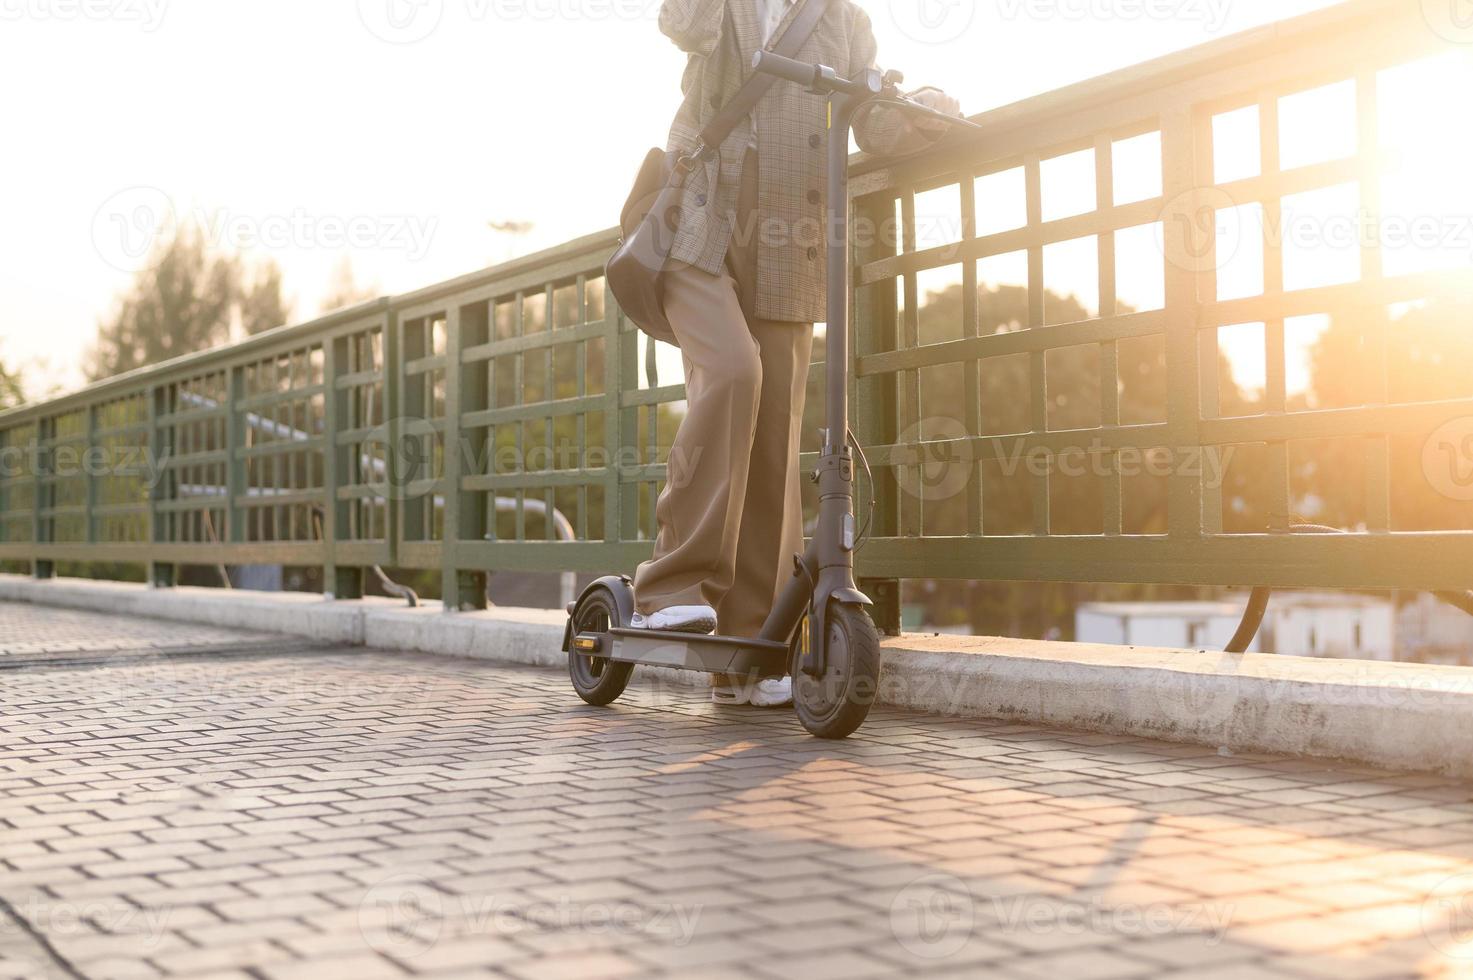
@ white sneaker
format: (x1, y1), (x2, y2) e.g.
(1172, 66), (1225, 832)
(629, 605), (717, 634)
(712, 676), (792, 708)
(750, 676), (793, 708)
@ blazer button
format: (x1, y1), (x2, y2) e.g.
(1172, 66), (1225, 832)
(809, 134), (821, 149)
(807, 247), (818, 260)
(807, 190), (821, 205)
(696, 193), (707, 207)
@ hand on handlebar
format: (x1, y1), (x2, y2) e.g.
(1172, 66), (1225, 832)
(906, 88), (962, 123)
(891, 86), (974, 136)
(884, 87), (983, 137)
(752, 51), (980, 136)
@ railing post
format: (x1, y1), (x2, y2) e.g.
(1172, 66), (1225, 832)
(395, 314), (426, 572)
(603, 297), (625, 549)
(854, 190), (901, 636)
(616, 309), (640, 554)
(1161, 107), (1205, 543)
(0, 428), (8, 553)
(382, 310), (402, 575)
(85, 404), (98, 547)
(225, 366), (246, 552)
(441, 305), (488, 612)
(32, 415), (53, 580)
(148, 384), (175, 588)
(322, 336), (362, 600)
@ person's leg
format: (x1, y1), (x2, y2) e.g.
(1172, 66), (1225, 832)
(708, 319), (814, 701)
(631, 261), (763, 622)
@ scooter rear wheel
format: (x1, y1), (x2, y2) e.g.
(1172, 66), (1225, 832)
(568, 587), (634, 706)
(791, 604), (881, 739)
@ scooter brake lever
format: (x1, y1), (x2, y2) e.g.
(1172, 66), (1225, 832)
(879, 97), (985, 133)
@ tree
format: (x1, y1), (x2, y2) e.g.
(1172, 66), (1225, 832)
(239, 259), (293, 337)
(318, 256), (378, 315)
(1294, 298), (1473, 534)
(884, 278), (1254, 637)
(86, 224), (292, 382)
(0, 350), (23, 410)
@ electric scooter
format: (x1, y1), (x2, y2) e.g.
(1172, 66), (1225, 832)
(563, 52), (983, 739)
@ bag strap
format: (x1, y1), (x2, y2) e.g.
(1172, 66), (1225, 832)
(694, 0), (830, 156)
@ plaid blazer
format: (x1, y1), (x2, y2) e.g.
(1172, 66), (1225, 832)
(659, 0), (935, 324)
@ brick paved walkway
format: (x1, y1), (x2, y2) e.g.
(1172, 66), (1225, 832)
(3, 607), (1473, 978)
(0, 602), (296, 664)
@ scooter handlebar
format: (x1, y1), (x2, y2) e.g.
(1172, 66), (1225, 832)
(753, 51), (980, 134)
(883, 96), (986, 133)
(752, 51), (882, 97)
(751, 50), (819, 88)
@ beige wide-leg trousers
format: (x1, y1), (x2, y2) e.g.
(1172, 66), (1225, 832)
(631, 256), (814, 655)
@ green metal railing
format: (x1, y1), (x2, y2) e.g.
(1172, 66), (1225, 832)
(1, 0), (1468, 614)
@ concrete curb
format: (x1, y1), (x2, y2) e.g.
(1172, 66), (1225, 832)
(4, 576), (1472, 778)
(0, 576), (709, 689)
(879, 635), (1473, 778)
(0, 576), (367, 645)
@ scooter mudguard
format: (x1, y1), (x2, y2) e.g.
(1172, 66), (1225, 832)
(562, 575), (635, 653)
(799, 586), (874, 677)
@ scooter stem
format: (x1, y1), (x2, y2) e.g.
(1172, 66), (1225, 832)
(824, 95), (858, 452)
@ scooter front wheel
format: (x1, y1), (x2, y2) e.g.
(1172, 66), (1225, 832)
(791, 604), (881, 739)
(568, 587), (635, 706)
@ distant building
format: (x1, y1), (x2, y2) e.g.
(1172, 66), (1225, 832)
(1398, 593), (1473, 667)
(1076, 601), (1253, 651)
(1262, 592), (1396, 661)
(1076, 593), (1398, 660)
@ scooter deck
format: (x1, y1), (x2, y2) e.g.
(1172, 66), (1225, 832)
(580, 628), (789, 676)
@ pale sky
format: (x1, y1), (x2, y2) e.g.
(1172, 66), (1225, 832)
(0, 0), (1351, 397)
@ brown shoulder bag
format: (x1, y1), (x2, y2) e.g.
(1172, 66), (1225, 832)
(606, 0), (829, 346)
